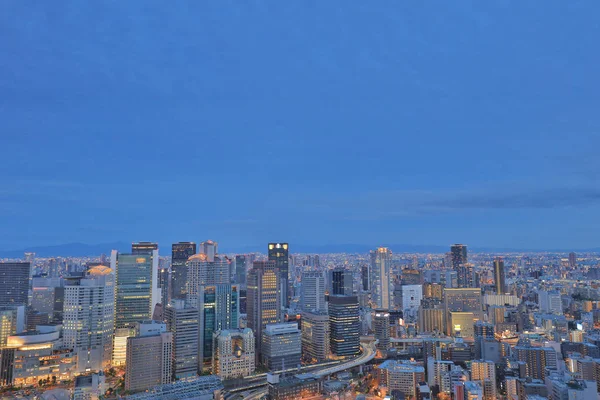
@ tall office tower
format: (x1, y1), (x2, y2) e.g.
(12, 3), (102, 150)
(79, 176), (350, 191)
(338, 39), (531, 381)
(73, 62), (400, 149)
(456, 263), (475, 288)
(538, 290), (563, 314)
(330, 268), (353, 296)
(301, 310), (330, 363)
(199, 240), (218, 262)
(371, 247), (392, 309)
(514, 345), (557, 380)
(569, 252), (577, 269)
(158, 267), (170, 305)
(63, 265), (115, 373)
(328, 295), (360, 356)
(361, 265), (369, 291)
(247, 261), (282, 362)
(197, 284), (239, 371)
(111, 249), (160, 328)
(450, 244), (468, 269)
(0, 262), (30, 306)
(268, 243), (290, 307)
(471, 360), (497, 400)
(132, 242), (158, 254)
(300, 271), (326, 312)
(373, 309), (390, 354)
(402, 284), (423, 321)
(165, 299), (199, 379)
(212, 328), (255, 379)
(444, 288), (483, 334)
(186, 254), (230, 307)
(261, 323), (301, 371)
(125, 321), (173, 393)
(493, 258), (506, 294)
(234, 255), (247, 285)
(0, 305), (25, 346)
(171, 242), (196, 300)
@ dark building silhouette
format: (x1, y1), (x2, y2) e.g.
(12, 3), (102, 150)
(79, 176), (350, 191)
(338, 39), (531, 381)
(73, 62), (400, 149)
(0, 262), (30, 306)
(171, 242), (197, 300)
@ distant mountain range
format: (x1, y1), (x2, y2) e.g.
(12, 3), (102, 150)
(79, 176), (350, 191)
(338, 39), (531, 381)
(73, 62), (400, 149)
(1, 242), (599, 258)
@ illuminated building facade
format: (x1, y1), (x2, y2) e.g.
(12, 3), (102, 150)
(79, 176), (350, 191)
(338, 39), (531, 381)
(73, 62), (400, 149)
(165, 299), (199, 379)
(63, 265), (115, 373)
(212, 328), (255, 379)
(1, 325), (77, 387)
(370, 247), (392, 309)
(111, 250), (160, 329)
(197, 284), (239, 371)
(247, 261), (281, 362)
(328, 295), (360, 356)
(301, 310), (330, 363)
(261, 323), (301, 371)
(268, 243), (290, 307)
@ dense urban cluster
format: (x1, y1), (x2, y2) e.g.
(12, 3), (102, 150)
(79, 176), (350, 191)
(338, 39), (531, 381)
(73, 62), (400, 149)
(1, 242), (600, 399)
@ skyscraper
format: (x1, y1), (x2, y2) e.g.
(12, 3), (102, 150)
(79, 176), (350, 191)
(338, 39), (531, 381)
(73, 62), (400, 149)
(262, 322), (301, 371)
(300, 271), (326, 312)
(328, 295), (360, 356)
(0, 262), (30, 307)
(569, 252), (577, 269)
(165, 299), (199, 379)
(171, 242), (197, 300)
(361, 265), (369, 291)
(373, 309), (390, 354)
(131, 242), (158, 254)
(493, 258), (506, 294)
(63, 265), (115, 373)
(247, 261), (282, 361)
(234, 255), (247, 285)
(301, 310), (330, 363)
(125, 321), (173, 392)
(111, 249), (160, 328)
(514, 345), (557, 380)
(330, 268), (353, 296)
(450, 244), (469, 287)
(199, 240), (218, 262)
(450, 244), (468, 269)
(268, 243), (289, 307)
(186, 253), (231, 307)
(197, 284), (239, 371)
(371, 247), (392, 309)
(402, 284), (423, 321)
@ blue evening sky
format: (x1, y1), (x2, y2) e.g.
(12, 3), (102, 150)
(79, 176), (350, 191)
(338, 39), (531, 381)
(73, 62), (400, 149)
(1, 1), (599, 251)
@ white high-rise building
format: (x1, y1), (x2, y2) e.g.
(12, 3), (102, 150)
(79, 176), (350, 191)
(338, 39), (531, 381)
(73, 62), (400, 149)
(186, 254), (230, 308)
(402, 284), (423, 320)
(63, 265), (115, 373)
(300, 271), (326, 312)
(370, 247), (392, 309)
(199, 240), (218, 262)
